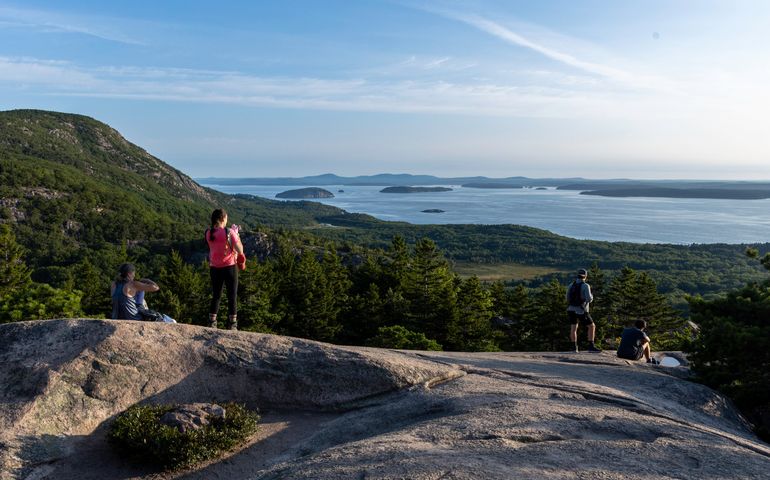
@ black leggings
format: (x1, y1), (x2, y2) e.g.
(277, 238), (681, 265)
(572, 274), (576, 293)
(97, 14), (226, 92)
(210, 265), (238, 316)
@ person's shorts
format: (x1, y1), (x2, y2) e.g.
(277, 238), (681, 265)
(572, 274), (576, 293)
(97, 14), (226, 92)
(567, 311), (594, 326)
(617, 348), (644, 361)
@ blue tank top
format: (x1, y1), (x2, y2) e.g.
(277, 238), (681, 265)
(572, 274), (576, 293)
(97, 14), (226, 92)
(111, 281), (142, 320)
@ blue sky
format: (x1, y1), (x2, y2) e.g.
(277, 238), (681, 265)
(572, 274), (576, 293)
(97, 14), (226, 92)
(1, 0), (769, 179)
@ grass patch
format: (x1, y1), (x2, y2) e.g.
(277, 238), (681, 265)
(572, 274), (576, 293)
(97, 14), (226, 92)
(108, 403), (260, 470)
(453, 261), (563, 281)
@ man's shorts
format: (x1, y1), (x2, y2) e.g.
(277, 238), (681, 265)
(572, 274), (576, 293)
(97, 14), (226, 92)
(617, 348), (644, 361)
(567, 311), (594, 326)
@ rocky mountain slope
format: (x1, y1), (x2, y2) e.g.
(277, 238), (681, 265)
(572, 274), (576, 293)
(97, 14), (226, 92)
(1, 319), (768, 480)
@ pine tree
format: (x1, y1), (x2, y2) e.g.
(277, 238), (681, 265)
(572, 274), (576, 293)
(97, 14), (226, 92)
(383, 235), (410, 292)
(402, 238), (457, 344)
(607, 266), (638, 337)
(71, 258), (112, 317)
(488, 281), (534, 350)
(448, 276), (499, 351)
(632, 272), (686, 349)
(688, 281), (770, 439)
(155, 251), (208, 324)
(530, 278), (567, 351)
(0, 224), (31, 297)
(278, 249), (341, 342)
(238, 259), (282, 333)
(507, 284), (534, 350)
(587, 262), (611, 347)
(607, 266), (686, 349)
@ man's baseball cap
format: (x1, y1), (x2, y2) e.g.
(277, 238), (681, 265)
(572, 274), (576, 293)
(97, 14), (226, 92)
(577, 268), (588, 277)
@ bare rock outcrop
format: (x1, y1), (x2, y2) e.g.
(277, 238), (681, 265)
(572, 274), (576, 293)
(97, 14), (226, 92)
(0, 319), (460, 479)
(1, 319), (769, 480)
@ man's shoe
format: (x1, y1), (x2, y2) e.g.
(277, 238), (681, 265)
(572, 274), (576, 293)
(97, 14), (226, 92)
(587, 345), (602, 353)
(647, 358), (660, 365)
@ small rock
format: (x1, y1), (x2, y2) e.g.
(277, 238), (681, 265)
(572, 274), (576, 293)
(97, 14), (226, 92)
(159, 403), (226, 433)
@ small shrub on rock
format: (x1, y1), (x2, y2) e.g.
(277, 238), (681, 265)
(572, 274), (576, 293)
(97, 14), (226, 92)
(367, 325), (442, 351)
(108, 402), (260, 470)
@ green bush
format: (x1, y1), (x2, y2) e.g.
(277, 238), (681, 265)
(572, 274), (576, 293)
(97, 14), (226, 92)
(367, 325), (443, 351)
(108, 403), (260, 470)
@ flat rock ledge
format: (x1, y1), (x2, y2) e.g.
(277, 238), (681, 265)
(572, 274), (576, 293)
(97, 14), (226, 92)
(1, 319), (769, 480)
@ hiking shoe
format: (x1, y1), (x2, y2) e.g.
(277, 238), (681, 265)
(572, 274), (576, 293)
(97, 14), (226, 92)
(227, 323), (238, 331)
(647, 358), (660, 365)
(587, 345), (602, 353)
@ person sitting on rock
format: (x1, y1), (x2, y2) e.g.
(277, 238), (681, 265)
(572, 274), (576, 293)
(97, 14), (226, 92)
(110, 263), (160, 321)
(617, 319), (659, 364)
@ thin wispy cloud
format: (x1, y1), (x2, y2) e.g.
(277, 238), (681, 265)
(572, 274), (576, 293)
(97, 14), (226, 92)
(416, 5), (675, 93)
(453, 14), (634, 82)
(0, 6), (147, 45)
(0, 55), (639, 118)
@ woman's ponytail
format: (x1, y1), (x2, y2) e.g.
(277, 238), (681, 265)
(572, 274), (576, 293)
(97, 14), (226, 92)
(209, 208), (227, 241)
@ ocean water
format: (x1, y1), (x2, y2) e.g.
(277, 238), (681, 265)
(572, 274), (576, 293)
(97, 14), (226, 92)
(202, 183), (770, 245)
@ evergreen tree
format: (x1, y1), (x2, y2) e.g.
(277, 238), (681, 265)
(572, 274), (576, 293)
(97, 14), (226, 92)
(402, 238), (457, 344)
(606, 266), (686, 349)
(488, 281), (535, 350)
(607, 266), (639, 337)
(381, 287), (409, 328)
(383, 235), (410, 292)
(341, 282), (386, 344)
(155, 251), (208, 324)
(70, 258), (112, 318)
(278, 249), (341, 342)
(448, 276), (499, 351)
(507, 284), (534, 350)
(632, 272), (686, 349)
(530, 278), (567, 351)
(587, 262), (611, 347)
(238, 259), (282, 333)
(0, 224), (31, 297)
(688, 282), (770, 440)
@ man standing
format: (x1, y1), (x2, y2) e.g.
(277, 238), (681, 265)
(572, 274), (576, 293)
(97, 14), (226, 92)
(566, 268), (601, 352)
(617, 319), (659, 364)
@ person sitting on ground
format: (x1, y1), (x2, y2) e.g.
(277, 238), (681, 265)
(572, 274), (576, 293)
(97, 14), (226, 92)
(110, 263), (160, 320)
(617, 319), (659, 364)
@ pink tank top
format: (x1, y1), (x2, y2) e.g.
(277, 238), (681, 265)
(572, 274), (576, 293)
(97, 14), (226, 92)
(206, 227), (239, 268)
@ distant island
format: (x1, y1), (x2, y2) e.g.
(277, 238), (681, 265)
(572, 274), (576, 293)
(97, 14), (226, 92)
(276, 187), (335, 199)
(197, 175), (770, 201)
(421, 209), (445, 213)
(581, 188), (770, 200)
(462, 183), (523, 189)
(380, 186), (453, 193)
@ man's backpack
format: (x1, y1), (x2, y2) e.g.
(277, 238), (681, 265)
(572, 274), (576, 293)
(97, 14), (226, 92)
(567, 282), (584, 307)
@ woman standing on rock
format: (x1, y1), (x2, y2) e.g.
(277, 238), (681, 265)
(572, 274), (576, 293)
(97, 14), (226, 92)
(205, 208), (245, 330)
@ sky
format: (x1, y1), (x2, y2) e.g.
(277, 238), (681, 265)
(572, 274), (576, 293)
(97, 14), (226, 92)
(1, 0), (769, 179)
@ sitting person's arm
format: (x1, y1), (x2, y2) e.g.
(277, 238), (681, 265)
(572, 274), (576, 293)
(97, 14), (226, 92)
(134, 278), (160, 292)
(124, 278), (160, 297)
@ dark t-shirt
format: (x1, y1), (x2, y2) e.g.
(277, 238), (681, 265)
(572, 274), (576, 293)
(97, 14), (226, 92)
(617, 327), (649, 360)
